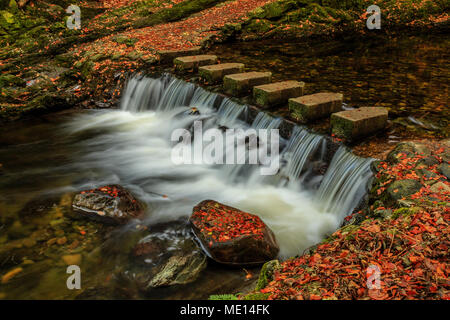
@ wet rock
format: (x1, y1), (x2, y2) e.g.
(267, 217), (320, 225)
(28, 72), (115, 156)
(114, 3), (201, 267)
(188, 107), (200, 115)
(387, 142), (431, 164)
(18, 196), (59, 223)
(72, 185), (144, 225)
(132, 220), (201, 267)
(387, 179), (422, 201)
(62, 254), (82, 265)
(415, 168), (438, 180)
(147, 252), (207, 288)
(416, 156), (439, 167)
(122, 220), (207, 290)
(430, 182), (450, 194)
(438, 163), (450, 179)
(190, 200), (279, 265)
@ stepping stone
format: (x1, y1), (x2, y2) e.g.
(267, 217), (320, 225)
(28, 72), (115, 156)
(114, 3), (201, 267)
(174, 55), (218, 71)
(253, 80), (305, 108)
(158, 47), (202, 63)
(199, 63), (245, 83)
(223, 72), (272, 96)
(331, 107), (388, 141)
(289, 92), (343, 123)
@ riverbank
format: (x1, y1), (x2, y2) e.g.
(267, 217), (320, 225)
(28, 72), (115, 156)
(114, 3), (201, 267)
(242, 140), (449, 300)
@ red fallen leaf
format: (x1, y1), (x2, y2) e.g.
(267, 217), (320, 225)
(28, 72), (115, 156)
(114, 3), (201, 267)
(365, 224), (381, 233)
(409, 255), (423, 263)
(309, 294), (321, 300)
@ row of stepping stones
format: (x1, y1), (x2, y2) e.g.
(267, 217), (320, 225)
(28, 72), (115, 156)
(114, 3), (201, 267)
(161, 48), (388, 142)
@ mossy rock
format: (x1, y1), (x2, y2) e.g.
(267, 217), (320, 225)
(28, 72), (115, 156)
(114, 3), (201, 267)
(255, 259), (280, 291)
(113, 36), (138, 47)
(387, 179), (422, 202)
(387, 142), (431, 164)
(246, 19), (272, 34)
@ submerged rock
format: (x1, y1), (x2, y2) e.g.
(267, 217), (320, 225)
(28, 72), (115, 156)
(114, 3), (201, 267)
(147, 252), (207, 288)
(72, 185), (144, 225)
(123, 220), (207, 290)
(190, 200), (279, 265)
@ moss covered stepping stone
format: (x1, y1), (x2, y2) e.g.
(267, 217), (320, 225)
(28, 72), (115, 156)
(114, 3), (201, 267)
(223, 71), (272, 96)
(254, 80), (305, 108)
(199, 63), (245, 83)
(158, 47), (202, 63)
(174, 55), (218, 71)
(331, 107), (388, 141)
(289, 92), (343, 123)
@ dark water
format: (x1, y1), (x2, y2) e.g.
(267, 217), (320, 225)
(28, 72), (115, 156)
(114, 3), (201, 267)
(211, 34), (450, 138)
(0, 111), (261, 299)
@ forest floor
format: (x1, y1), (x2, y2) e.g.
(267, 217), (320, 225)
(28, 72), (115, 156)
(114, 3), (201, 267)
(0, 0), (449, 300)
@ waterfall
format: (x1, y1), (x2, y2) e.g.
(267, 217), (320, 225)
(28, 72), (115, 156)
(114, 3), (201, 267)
(216, 98), (247, 127)
(316, 146), (373, 218)
(281, 126), (327, 183)
(66, 74), (374, 257)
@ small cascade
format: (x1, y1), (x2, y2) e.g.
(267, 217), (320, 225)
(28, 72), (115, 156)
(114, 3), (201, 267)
(120, 76), (165, 112)
(85, 74), (375, 255)
(216, 98), (247, 127)
(281, 126), (327, 184)
(315, 146), (374, 218)
(251, 112), (282, 130)
(156, 77), (197, 111)
(189, 86), (219, 110)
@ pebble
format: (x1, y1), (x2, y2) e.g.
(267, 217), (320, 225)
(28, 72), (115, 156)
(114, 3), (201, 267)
(56, 237), (67, 245)
(22, 238), (37, 248)
(1, 267), (23, 284)
(47, 238), (57, 246)
(62, 254), (82, 265)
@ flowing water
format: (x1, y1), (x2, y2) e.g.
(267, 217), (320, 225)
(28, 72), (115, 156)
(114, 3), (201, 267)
(0, 74), (373, 299)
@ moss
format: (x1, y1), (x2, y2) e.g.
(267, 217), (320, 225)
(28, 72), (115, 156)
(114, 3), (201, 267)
(255, 260), (280, 291)
(208, 294), (238, 300)
(242, 292), (270, 300)
(246, 19), (272, 34)
(113, 36), (138, 47)
(0, 74), (25, 87)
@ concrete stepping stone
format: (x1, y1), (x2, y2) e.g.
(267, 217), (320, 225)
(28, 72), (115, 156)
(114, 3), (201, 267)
(253, 80), (305, 108)
(174, 55), (218, 71)
(158, 46), (202, 63)
(223, 71), (272, 96)
(289, 92), (343, 123)
(331, 107), (388, 141)
(199, 63), (245, 83)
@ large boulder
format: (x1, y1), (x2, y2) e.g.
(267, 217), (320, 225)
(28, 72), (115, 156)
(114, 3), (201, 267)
(190, 200), (279, 265)
(72, 185), (144, 225)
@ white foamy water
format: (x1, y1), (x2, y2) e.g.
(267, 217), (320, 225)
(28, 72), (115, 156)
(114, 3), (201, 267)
(63, 74), (373, 258)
